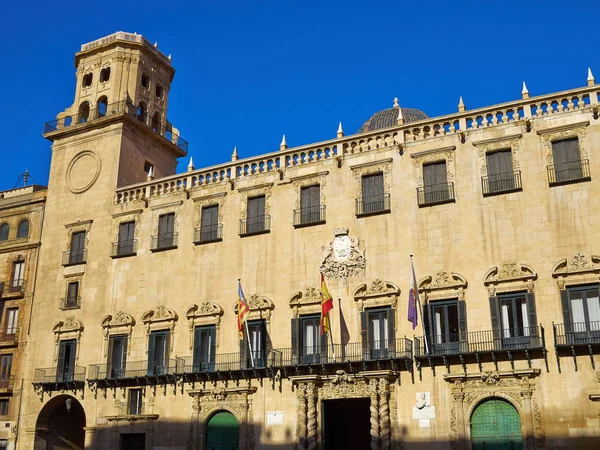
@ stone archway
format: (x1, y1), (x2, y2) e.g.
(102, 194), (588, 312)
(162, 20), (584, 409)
(470, 398), (523, 450)
(206, 411), (240, 450)
(34, 394), (85, 450)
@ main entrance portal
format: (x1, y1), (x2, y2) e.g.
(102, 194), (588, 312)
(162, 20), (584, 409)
(322, 398), (370, 450)
(206, 411), (239, 450)
(471, 398), (523, 450)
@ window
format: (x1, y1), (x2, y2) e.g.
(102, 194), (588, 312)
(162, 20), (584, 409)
(485, 150), (517, 194)
(127, 389), (143, 415)
(242, 320), (266, 369)
(117, 221), (136, 256)
(137, 102), (147, 122)
(68, 231), (86, 264)
(193, 325), (216, 372)
(57, 339), (76, 382)
(299, 185), (323, 225)
(0, 400), (8, 416)
(423, 299), (467, 355)
(5, 309), (17, 335)
(156, 213), (175, 249)
(0, 355), (11, 383)
(78, 101), (90, 123)
(11, 260), (24, 291)
(300, 315), (320, 364)
(99, 67), (111, 83)
(0, 224), (7, 242)
(16, 219), (29, 239)
(561, 285), (600, 342)
(121, 433), (145, 450)
(245, 196), (266, 234)
(64, 282), (79, 309)
(421, 161), (451, 205)
(151, 112), (161, 132)
(198, 205), (220, 243)
(147, 330), (169, 376)
(359, 173), (388, 215)
(366, 308), (395, 359)
(143, 161), (154, 174)
(108, 336), (128, 379)
(97, 96), (108, 118)
(155, 84), (163, 99)
(550, 138), (587, 184)
(490, 292), (538, 349)
(82, 73), (93, 88)
(141, 73), (150, 89)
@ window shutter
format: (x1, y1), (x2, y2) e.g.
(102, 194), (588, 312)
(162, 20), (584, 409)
(552, 140), (568, 166)
(193, 327), (201, 367)
(291, 318), (300, 365)
(121, 337), (128, 369)
(301, 187), (311, 211)
(57, 341), (67, 380)
(209, 328), (216, 366)
(107, 337), (114, 372)
(387, 308), (396, 356)
(423, 164), (435, 187)
(566, 138), (580, 162)
(311, 185), (320, 209)
(422, 302), (432, 354)
(526, 292), (538, 334)
(257, 196), (265, 217)
(373, 173), (384, 196)
(560, 289), (572, 337)
(158, 215), (167, 235)
(435, 162), (448, 186)
(167, 214), (174, 234)
(163, 332), (171, 371)
(68, 342), (77, 379)
(489, 296), (500, 349)
(147, 334), (156, 374)
(239, 331), (246, 369)
(362, 175), (372, 200)
(499, 150), (513, 176)
(360, 311), (368, 360)
(486, 152), (500, 179)
(458, 300), (468, 352)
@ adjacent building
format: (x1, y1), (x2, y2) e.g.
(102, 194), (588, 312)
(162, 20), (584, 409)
(16, 32), (600, 450)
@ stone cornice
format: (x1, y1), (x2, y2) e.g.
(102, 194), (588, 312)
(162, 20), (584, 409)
(237, 182), (274, 193)
(64, 219), (93, 229)
(288, 170), (329, 182)
(536, 120), (590, 135)
(472, 134), (523, 146)
(192, 192), (227, 202)
(349, 158), (393, 170)
(112, 208), (143, 218)
(149, 200), (183, 211)
(410, 146), (456, 159)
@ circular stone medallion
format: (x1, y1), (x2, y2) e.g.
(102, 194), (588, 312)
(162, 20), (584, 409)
(66, 150), (102, 194)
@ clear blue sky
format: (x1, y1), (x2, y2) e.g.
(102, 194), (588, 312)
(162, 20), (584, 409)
(1, 1), (597, 190)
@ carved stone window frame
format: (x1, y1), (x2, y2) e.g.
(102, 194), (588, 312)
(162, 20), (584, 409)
(111, 209), (142, 243)
(141, 305), (178, 355)
(238, 183), (273, 220)
(350, 158), (392, 199)
(150, 201), (182, 236)
(193, 192), (226, 228)
(552, 252), (600, 289)
(472, 134), (522, 178)
(353, 279), (400, 312)
(64, 219), (93, 252)
(418, 271), (468, 302)
(101, 311), (136, 357)
(410, 146), (455, 188)
(484, 262), (537, 296)
(185, 303), (224, 351)
(53, 317), (84, 361)
(232, 294), (274, 330)
(537, 121), (589, 165)
(289, 287), (324, 318)
(290, 171), (328, 210)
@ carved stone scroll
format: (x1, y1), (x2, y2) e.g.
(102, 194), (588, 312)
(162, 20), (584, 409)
(53, 317), (84, 361)
(353, 279), (400, 312)
(101, 311), (135, 356)
(185, 303), (224, 350)
(483, 262), (537, 296)
(552, 253), (600, 288)
(289, 288), (324, 318)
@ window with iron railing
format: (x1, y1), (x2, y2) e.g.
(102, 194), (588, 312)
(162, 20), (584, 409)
(195, 205), (222, 243)
(64, 231), (86, 265)
(113, 221), (136, 257)
(151, 213), (177, 251)
(482, 150), (522, 195)
(61, 282), (81, 310)
(418, 161), (455, 206)
(548, 138), (590, 185)
(357, 173), (390, 216)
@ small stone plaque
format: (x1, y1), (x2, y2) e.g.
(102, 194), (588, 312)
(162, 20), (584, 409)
(266, 411), (283, 425)
(419, 419), (431, 428)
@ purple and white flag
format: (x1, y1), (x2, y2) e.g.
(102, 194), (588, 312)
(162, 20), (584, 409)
(408, 258), (419, 329)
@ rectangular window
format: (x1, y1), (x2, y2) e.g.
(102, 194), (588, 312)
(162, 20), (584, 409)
(120, 433), (145, 450)
(0, 355), (11, 382)
(423, 161), (449, 204)
(360, 173), (386, 214)
(426, 300), (460, 354)
(127, 389), (142, 415)
(143, 161), (154, 173)
(108, 336), (128, 379)
(117, 221), (136, 256)
(486, 150), (516, 193)
(499, 293), (529, 338)
(11, 261), (24, 291)
(300, 315), (320, 364)
(300, 185), (322, 224)
(200, 205), (220, 242)
(69, 231), (86, 264)
(147, 330), (169, 376)
(568, 285), (600, 334)
(551, 138), (584, 183)
(368, 309), (389, 359)
(0, 439), (6, 450)
(193, 325), (216, 372)
(5, 309), (17, 335)
(245, 320), (266, 369)
(157, 213), (175, 249)
(0, 400), (8, 416)
(57, 339), (76, 382)
(66, 282), (79, 308)
(246, 196), (266, 234)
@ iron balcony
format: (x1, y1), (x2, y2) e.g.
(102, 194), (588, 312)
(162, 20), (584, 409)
(32, 366), (86, 394)
(193, 224), (223, 244)
(87, 360), (178, 389)
(60, 296), (81, 310)
(553, 321), (600, 372)
(293, 205), (326, 227)
(111, 239), (138, 258)
(62, 249), (87, 266)
(416, 182), (455, 207)
(355, 193), (391, 217)
(547, 159), (591, 186)
(150, 232), (178, 252)
(239, 215), (271, 236)
(482, 170), (522, 196)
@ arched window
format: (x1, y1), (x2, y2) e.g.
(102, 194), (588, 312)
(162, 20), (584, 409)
(0, 223), (9, 241)
(100, 67), (111, 83)
(151, 112), (161, 133)
(82, 73), (93, 88)
(17, 220), (29, 239)
(78, 102), (90, 123)
(137, 102), (147, 122)
(141, 73), (150, 89)
(97, 96), (108, 118)
(155, 84), (164, 99)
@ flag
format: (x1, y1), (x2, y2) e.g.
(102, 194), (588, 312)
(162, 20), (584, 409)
(320, 274), (334, 335)
(237, 281), (250, 340)
(408, 258), (419, 329)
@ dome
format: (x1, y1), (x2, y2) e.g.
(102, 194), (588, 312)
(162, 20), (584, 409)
(357, 98), (428, 133)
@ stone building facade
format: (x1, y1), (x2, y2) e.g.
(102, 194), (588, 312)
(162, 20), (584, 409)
(15, 32), (600, 449)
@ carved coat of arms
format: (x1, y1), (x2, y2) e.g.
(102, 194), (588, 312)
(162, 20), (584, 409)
(320, 228), (365, 283)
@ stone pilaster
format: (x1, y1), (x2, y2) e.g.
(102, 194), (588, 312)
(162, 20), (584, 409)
(306, 383), (318, 450)
(296, 384), (308, 450)
(368, 379), (380, 450)
(378, 379), (391, 450)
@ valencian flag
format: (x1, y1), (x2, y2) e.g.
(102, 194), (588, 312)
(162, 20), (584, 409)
(320, 274), (334, 335)
(408, 257), (419, 329)
(237, 280), (250, 340)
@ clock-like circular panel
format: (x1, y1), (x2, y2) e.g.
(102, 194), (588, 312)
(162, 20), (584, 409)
(66, 150), (102, 194)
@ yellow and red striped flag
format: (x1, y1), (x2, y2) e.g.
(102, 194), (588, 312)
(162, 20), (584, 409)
(237, 280), (250, 340)
(320, 274), (334, 335)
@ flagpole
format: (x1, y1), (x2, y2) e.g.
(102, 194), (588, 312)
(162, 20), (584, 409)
(410, 255), (429, 354)
(329, 308), (336, 362)
(239, 279), (255, 368)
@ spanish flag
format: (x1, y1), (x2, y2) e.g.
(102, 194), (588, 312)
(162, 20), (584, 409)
(237, 280), (250, 340)
(320, 274), (334, 335)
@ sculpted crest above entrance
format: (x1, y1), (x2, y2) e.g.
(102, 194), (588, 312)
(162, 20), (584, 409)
(320, 228), (365, 284)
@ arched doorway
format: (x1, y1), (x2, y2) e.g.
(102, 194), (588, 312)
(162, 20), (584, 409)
(471, 398), (523, 450)
(206, 411), (239, 450)
(35, 394), (85, 450)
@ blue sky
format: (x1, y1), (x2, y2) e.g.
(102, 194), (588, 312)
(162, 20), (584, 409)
(1, 1), (597, 190)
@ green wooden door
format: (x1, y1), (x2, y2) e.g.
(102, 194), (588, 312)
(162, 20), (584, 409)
(471, 399), (522, 450)
(206, 411), (239, 450)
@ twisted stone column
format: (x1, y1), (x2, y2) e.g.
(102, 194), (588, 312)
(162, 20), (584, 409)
(368, 379), (380, 450)
(306, 383), (318, 450)
(378, 379), (391, 450)
(296, 384), (308, 450)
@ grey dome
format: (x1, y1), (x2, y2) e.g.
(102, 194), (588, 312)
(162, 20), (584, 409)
(358, 103), (428, 133)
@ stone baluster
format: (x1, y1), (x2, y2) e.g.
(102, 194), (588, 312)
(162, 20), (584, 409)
(368, 379), (380, 450)
(378, 379), (391, 450)
(296, 384), (308, 450)
(306, 383), (318, 450)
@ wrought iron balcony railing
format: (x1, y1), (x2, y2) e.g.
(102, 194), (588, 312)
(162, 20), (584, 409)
(355, 193), (391, 217)
(547, 159), (590, 186)
(239, 215), (271, 236)
(2, 280), (25, 297)
(177, 352), (248, 373)
(0, 328), (19, 344)
(33, 366), (86, 385)
(60, 296), (81, 310)
(482, 171), (522, 196)
(194, 224), (223, 244)
(43, 100), (188, 154)
(0, 377), (15, 391)
(553, 321), (600, 346)
(111, 239), (138, 258)
(88, 359), (178, 381)
(150, 232), (178, 251)
(62, 249), (87, 266)
(417, 182), (455, 207)
(293, 205), (326, 227)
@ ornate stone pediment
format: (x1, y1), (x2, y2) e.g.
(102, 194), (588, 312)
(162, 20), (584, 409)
(552, 252), (600, 276)
(289, 288), (324, 318)
(353, 279), (400, 311)
(186, 302), (224, 350)
(101, 311), (135, 356)
(320, 228), (365, 284)
(141, 305), (178, 324)
(419, 271), (467, 301)
(484, 262), (537, 295)
(232, 295), (274, 323)
(53, 316), (84, 361)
